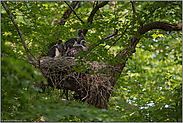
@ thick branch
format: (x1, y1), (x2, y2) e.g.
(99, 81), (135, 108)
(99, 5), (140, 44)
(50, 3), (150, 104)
(58, 1), (79, 25)
(64, 1), (85, 24)
(138, 22), (182, 36)
(2, 2), (34, 61)
(117, 22), (182, 72)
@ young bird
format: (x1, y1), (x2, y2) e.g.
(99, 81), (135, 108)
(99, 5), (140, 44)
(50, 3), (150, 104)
(65, 40), (88, 57)
(47, 40), (66, 57)
(64, 29), (85, 53)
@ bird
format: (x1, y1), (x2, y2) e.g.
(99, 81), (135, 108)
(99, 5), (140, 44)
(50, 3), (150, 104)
(64, 29), (85, 53)
(47, 40), (66, 58)
(65, 40), (88, 57)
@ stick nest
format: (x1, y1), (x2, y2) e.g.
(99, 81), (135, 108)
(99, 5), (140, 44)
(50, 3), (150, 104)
(39, 56), (118, 109)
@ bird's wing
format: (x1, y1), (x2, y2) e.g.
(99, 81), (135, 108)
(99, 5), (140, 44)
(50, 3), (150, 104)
(47, 45), (57, 57)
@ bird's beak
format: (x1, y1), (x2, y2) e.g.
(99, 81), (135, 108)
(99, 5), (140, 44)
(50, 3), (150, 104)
(84, 43), (88, 48)
(81, 33), (85, 40)
(66, 47), (70, 53)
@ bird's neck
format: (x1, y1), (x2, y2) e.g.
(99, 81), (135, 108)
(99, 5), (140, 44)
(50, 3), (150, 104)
(82, 46), (88, 51)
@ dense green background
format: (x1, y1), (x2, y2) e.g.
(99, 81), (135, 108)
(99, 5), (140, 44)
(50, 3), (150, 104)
(1, 1), (182, 122)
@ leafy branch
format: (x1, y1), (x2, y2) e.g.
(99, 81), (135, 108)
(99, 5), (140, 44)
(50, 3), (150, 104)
(89, 29), (118, 51)
(2, 1), (36, 61)
(116, 21), (182, 72)
(130, 1), (136, 28)
(64, 1), (85, 24)
(83, 1), (109, 35)
(58, 1), (79, 25)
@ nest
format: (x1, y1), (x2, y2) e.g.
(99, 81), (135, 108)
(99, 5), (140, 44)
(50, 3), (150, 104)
(39, 56), (119, 109)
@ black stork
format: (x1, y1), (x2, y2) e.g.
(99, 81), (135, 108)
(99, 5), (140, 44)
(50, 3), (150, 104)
(47, 40), (66, 57)
(64, 29), (85, 53)
(65, 40), (88, 57)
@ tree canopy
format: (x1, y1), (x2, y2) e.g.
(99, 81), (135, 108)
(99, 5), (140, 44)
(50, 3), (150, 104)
(1, 1), (182, 122)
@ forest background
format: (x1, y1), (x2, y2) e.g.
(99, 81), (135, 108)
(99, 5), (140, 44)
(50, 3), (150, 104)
(1, 1), (182, 122)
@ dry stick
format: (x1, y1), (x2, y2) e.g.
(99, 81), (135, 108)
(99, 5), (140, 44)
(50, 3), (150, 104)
(2, 2), (37, 61)
(64, 1), (85, 24)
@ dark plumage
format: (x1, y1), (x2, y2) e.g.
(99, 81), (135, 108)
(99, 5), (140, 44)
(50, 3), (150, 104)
(47, 40), (66, 57)
(64, 29), (85, 53)
(66, 40), (88, 57)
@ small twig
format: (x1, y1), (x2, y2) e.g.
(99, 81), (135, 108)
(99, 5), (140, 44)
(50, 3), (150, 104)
(106, 25), (128, 51)
(89, 29), (118, 51)
(58, 1), (79, 25)
(104, 28), (118, 40)
(143, 2), (168, 24)
(79, 13), (105, 22)
(64, 1), (85, 24)
(19, 11), (28, 24)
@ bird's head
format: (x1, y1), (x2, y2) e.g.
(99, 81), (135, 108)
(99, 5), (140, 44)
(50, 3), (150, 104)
(57, 40), (63, 45)
(77, 29), (85, 40)
(80, 40), (88, 51)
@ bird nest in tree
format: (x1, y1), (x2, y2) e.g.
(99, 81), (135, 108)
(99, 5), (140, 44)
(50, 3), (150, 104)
(39, 56), (119, 109)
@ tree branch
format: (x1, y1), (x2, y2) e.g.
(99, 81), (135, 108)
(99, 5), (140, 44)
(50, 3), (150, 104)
(139, 22), (182, 36)
(130, 1), (136, 28)
(89, 29), (118, 51)
(58, 1), (79, 25)
(79, 13), (105, 22)
(143, 2), (168, 24)
(106, 27), (128, 51)
(83, 1), (109, 35)
(2, 1), (36, 61)
(116, 22), (182, 71)
(64, 1), (85, 24)
(87, 1), (109, 24)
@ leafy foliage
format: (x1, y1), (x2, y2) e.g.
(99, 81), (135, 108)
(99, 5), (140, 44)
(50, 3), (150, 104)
(1, 1), (182, 122)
